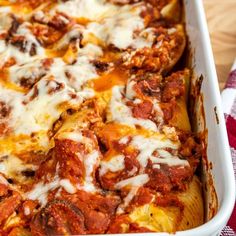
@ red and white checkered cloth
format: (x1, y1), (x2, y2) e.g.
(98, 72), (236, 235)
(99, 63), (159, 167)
(221, 60), (236, 236)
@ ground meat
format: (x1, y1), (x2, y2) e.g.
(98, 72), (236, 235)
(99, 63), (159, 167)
(0, 101), (11, 119)
(29, 43), (37, 56)
(99, 152), (140, 191)
(31, 200), (87, 235)
(32, 24), (63, 46)
(31, 191), (120, 235)
(123, 26), (185, 73)
(8, 16), (21, 36)
(124, 47), (169, 72)
(162, 72), (185, 102)
(92, 60), (110, 73)
(134, 75), (161, 98)
(46, 80), (65, 95)
(161, 102), (174, 121)
(145, 162), (192, 192)
(0, 191), (22, 225)
(54, 139), (85, 183)
(49, 13), (72, 30)
(131, 187), (154, 207)
(10, 36), (38, 56)
(132, 101), (153, 119)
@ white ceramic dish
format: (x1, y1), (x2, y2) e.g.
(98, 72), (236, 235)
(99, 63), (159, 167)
(96, 0), (235, 235)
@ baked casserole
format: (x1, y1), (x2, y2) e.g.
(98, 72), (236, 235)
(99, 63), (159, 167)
(0, 0), (205, 235)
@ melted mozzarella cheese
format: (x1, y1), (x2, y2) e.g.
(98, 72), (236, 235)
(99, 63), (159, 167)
(43, 57), (98, 92)
(26, 180), (60, 206)
(109, 86), (158, 131)
(33, 10), (45, 22)
(116, 186), (139, 214)
(126, 77), (137, 100)
(0, 77), (87, 152)
(24, 206), (30, 216)
(78, 43), (103, 58)
(17, 22), (44, 55)
(78, 150), (100, 192)
(100, 154), (125, 176)
(15, 79), (82, 135)
(9, 56), (98, 91)
(0, 40), (6, 54)
(0, 43), (42, 68)
(162, 125), (179, 141)
(0, 0), (190, 214)
(62, 56), (98, 90)
(153, 100), (164, 124)
(52, 0), (119, 21)
(0, 54), (98, 153)
(115, 174), (150, 214)
(130, 135), (188, 169)
(9, 59), (48, 85)
(0, 174), (9, 185)
(0, 84), (22, 115)
(151, 149), (189, 166)
(85, 4), (155, 50)
(115, 174), (149, 189)
(88, 8), (140, 49)
(26, 173), (76, 206)
(119, 136), (129, 145)
(56, 130), (96, 153)
(168, 27), (177, 35)
(60, 179), (76, 194)
(53, 25), (84, 50)
(0, 7), (11, 13)
(0, 23), (45, 68)
(57, 131), (85, 143)
(55, 129), (100, 193)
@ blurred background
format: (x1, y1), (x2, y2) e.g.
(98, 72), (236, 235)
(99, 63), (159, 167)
(204, 0), (236, 90)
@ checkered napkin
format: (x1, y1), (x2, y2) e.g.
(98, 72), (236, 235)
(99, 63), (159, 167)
(221, 60), (236, 236)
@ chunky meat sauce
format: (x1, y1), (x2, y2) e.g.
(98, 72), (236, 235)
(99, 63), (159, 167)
(0, 0), (204, 235)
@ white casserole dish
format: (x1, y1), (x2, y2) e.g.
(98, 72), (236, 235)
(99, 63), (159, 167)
(98, 0), (235, 235)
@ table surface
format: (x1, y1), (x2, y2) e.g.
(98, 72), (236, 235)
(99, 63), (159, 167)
(203, 0), (236, 90)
